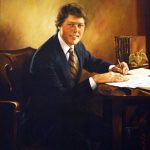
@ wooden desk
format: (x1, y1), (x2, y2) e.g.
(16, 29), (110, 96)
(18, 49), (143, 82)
(97, 84), (150, 150)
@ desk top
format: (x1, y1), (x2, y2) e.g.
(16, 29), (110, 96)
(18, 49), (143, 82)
(97, 84), (150, 96)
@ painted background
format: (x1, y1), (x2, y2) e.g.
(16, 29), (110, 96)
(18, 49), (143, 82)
(0, 0), (144, 63)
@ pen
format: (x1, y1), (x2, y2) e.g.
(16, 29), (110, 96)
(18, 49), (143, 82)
(117, 59), (123, 73)
(117, 59), (121, 68)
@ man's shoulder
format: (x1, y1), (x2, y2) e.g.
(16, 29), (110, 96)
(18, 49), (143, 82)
(37, 34), (59, 52)
(31, 34), (59, 61)
(40, 34), (58, 49)
(76, 41), (86, 50)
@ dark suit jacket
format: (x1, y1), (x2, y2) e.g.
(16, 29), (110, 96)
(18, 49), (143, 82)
(27, 33), (112, 117)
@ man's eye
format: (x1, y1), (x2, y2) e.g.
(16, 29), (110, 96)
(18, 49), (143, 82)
(78, 24), (84, 28)
(67, 23), (85, 28)
(68, 23), (74, 27)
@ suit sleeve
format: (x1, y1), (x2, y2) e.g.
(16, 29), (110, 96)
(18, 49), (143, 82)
(78, 42), (112, 73)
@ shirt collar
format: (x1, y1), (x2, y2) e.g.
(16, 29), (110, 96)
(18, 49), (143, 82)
(58, 32), (74, 54)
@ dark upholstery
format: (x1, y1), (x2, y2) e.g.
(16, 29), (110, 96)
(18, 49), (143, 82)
(0, 47), (36, 100)
(0, 47), (36, 150)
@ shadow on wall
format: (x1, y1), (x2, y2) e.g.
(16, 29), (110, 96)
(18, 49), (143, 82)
(0, 24), (23, 50)
(0, 0), (140, 63)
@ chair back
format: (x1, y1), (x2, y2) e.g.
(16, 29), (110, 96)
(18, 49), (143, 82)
(0, 47), (36, 103)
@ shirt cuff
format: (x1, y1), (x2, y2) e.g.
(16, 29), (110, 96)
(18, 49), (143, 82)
(109, 65), (115, 71)
(89, 77), (97, 90)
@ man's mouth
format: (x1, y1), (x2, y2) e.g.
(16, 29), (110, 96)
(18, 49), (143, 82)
(71, 35), (79, 39)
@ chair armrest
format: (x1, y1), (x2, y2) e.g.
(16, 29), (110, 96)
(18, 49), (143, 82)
(0, 100), (21, 150)
(0, 100), (20, 112)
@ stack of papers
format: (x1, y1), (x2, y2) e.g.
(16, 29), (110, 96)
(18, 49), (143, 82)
(107, 68), (150, 90)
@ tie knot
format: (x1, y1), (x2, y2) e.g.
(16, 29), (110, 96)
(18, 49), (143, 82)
(69, 47), (74, 53)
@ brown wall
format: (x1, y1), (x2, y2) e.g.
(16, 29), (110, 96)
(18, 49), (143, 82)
(143, 0), (150, 61)
(0, 0), (144, 63)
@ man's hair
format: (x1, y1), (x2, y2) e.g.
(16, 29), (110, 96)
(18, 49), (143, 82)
(55, 3), (87, 32)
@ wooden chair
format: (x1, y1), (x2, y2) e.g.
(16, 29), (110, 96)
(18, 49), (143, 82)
(0, 47), (36, 150)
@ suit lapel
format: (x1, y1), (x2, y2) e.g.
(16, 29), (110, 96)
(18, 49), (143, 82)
(54, 42), (75, 87)
(74, 45), (82, 70)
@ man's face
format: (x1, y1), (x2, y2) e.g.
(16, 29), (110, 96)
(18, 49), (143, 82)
(59, 15), (85, 47)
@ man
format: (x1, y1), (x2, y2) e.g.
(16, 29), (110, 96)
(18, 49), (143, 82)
(21, 3), (129, 150)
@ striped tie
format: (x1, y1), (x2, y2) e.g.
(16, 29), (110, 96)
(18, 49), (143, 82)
(69, 48), (78, 80)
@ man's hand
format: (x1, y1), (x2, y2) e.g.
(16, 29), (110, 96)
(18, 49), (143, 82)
(92, 72), (128, 84)
(112, 61), (129, 75)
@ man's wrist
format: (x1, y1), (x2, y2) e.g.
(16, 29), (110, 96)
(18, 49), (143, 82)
(89, 77), (97, 90)
(109, 65), (115, 71)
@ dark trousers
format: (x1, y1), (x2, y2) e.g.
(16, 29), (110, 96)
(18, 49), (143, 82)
(21, 111), (112, 150)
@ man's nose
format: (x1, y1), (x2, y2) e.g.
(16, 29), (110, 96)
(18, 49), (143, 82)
(73, 24), (80, 32)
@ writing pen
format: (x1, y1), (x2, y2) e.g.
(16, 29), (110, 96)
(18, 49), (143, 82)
(117, 59), (123, 74)
(117, 59), (121, 67)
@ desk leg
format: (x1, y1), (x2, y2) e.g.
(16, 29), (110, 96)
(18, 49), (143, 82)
(112, 98), (124, 150)
(103, 97), (125, 150)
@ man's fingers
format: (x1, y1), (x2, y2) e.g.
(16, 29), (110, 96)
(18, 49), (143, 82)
(109, 72), (128, 82)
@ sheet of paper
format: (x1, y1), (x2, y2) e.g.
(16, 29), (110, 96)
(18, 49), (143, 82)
(107, 68), (150, 90)
(128, 68), (150, 76)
